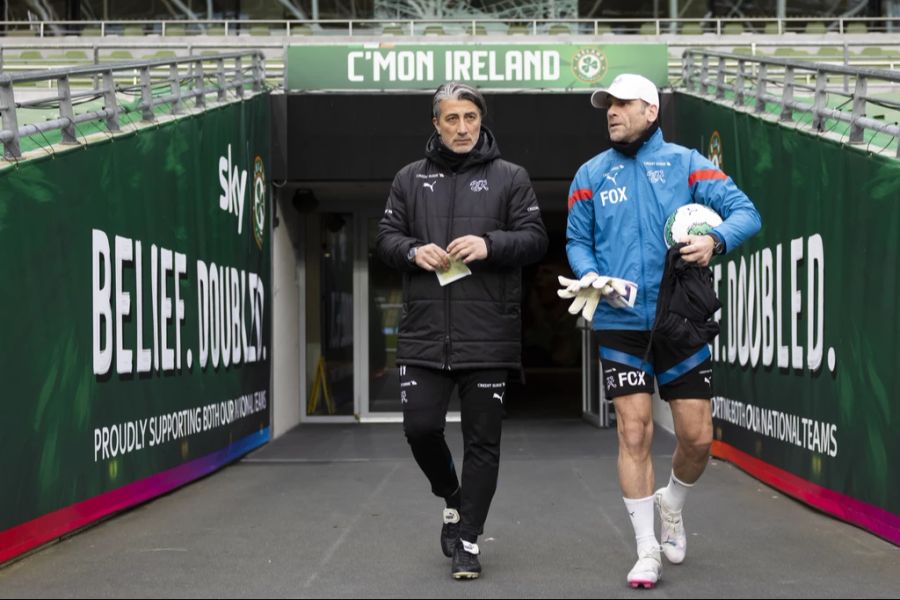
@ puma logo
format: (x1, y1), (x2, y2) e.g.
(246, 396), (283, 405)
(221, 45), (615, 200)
(704, 377), (711, 386)
(493, 392), (505, 404)
(423, 182), (436, 192)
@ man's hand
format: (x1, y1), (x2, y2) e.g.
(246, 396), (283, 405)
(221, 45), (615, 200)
(414, 243), (451, 272)
(679, 234), (715, 267)
(447, 235), (488, 265)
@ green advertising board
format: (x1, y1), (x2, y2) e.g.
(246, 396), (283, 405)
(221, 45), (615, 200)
(0, 94), (272, 561)
(286, 43), (668, 91)
(674, 93), (900, 543)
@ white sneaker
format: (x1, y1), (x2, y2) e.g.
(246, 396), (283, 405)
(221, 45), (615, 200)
(627, 547), (662, 589)
(655, 488), (686, 564)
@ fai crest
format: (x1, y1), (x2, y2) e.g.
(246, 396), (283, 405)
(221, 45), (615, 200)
(708, 131), (723, 169)
(252, 156), (266, 250)
(572, 48), (608, 84)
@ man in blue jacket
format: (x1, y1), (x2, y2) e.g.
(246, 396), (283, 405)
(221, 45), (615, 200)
(565, 73), (761, 589)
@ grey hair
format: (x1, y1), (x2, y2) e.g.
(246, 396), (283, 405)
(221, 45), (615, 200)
(432, 82), (487, 119)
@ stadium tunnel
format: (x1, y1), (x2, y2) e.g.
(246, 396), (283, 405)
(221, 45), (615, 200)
(266, 90), (677, 427)
(3, 39), (898, 567)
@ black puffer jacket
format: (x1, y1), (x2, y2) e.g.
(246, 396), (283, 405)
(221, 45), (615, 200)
(652, 244), (722, 347)
(376, 128), (548, 370)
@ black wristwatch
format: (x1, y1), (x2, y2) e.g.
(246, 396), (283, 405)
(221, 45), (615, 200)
(709, 232), (726, 255)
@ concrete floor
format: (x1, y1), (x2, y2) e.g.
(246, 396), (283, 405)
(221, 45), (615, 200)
(1, 418), (897, 598)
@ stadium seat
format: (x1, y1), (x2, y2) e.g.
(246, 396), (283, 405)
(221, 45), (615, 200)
(249, 25), (270, 36)
(816, 47), (842, 57)
(763, 22), (781, 34)
(857, 46), (893, 57)
(423, 25), (445, 35)
(18, 50), (43, 60)
(149, 50), (177, 58)
(548, 24), (571, 35)
(679, 22), (703, 35)
(773, 47), (810, 57)
(639, 22), (658, 35)
(846, 22), (867, 34)
(507, 23), (530, 35)
(6, 28), (35, 36)
(165, 24), (187, 36)
(64, 50), (89, 60)
(595, 23), (613, 34)
(382, 24), (404, 35)
(80, 26), (102, 36)
(805, 22), (827, 35)
(291, 24), (312, 35)
(723, 22), (745, 35)
(206, 25), (226, 35)
(123, 25), (145, 36)
(108, 50), (134, 60)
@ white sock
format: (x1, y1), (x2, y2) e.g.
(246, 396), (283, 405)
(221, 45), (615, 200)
(623, 496), (658, 556)
(662, 471), (694, 512)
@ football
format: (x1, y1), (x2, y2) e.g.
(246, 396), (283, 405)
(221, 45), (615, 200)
(663, 203), (723, 248)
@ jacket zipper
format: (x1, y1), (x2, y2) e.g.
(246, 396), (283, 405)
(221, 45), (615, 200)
(443, 172), (457, 370)
(633, 155), (651, 329)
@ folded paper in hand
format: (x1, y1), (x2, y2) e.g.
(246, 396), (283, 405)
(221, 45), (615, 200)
(436, 257), (472, 287)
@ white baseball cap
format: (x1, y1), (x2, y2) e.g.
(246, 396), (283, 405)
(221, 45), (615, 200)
(590, 73), (660, 110)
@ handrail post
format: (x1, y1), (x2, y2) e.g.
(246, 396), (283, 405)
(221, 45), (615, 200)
(194, 60), (207, 109)
(780, 65), (794, 122)
(812, 71), (827, 131)
(252, 53), (262, 92)
(58, 75), (78, 145)
(216, 58), (227, 102)
(715, 56), (726, 99)
(734, 59), (746, 106)
(170, 63), (183, 114)
(700, 54), (709, 94)
(102, 70), (121, 131)
(755, 63), (767, 113)
(235, 56), (244, 98)
(683, 51), (694, 89)
(0, 81), (21, 159)
(849, 76), (867, 143)
(140, 67), (155, 121)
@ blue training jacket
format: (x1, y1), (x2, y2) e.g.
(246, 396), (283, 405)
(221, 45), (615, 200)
(566, 128), (762, 331)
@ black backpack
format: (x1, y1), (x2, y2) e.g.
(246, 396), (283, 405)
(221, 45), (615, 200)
(651, 244), (722, 347)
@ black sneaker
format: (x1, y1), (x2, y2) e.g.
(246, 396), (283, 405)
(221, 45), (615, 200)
(441, 508), (460, 558)
(451, 539), (482, 580)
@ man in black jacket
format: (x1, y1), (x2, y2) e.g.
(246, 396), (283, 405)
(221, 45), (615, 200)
(376, 82), (548, 580)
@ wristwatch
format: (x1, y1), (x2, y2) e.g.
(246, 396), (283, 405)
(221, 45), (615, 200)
(708, 232), (726, 255)
(407, 245), (418, 262)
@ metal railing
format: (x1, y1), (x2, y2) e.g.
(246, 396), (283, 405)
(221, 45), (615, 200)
(0, 16), (899, 37)
(0, 51), (265, 160)
(682, 49), (900, 157)
(2, 39), (899, 96)
(0, 42), (287, 86)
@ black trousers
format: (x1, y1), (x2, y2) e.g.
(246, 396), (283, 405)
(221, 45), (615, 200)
(400, 365), (507, 543)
